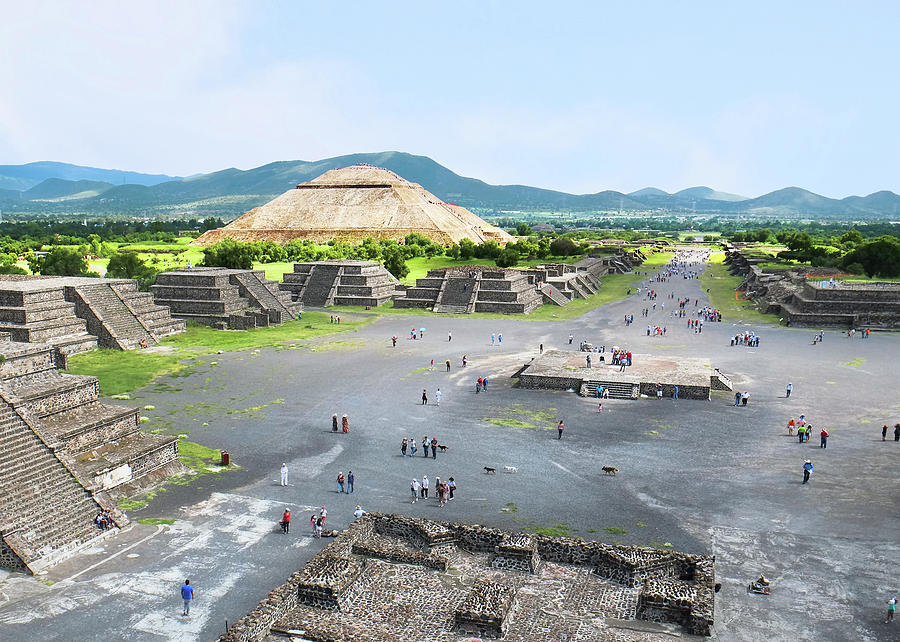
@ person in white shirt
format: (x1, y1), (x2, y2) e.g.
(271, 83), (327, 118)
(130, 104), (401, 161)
(435, 388), (442, 406)
(280, 463), (288, 486)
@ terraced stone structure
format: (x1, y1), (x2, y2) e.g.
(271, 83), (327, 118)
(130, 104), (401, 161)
(193, 164), (513, 246)
(726, 249), (900, 327)
(219, 513), (715, 641)
(0, 332), (180, 573)
(279, 260), (398, 307)
(0, 276), (185, 353)
(394, 265), (543, 314)
(152, 268), (300, 329)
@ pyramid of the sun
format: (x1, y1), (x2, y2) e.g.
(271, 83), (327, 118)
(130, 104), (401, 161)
(193, 164), (513, 246)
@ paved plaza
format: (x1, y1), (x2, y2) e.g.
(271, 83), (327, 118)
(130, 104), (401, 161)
(0, 260), (897, 641)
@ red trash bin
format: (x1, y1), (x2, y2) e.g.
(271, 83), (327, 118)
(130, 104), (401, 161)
(220, 450), (230, 466)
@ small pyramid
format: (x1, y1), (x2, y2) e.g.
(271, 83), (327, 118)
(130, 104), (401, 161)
(194, 164), (512, 246)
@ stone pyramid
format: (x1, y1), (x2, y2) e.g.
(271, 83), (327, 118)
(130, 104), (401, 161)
(194, 164), (513, 246)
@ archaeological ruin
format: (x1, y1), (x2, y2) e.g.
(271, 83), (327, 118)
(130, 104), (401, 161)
(725, 248), (900, 327)
(0, 276), (185, 353)
(193, 164), (513, 246)
(518, 350), (733, 400)
(393, 266), (543, 314)
(279, 260), (398, 308)
(218, 513), (715, 641)
(0, 332), (182, 574)
(152, 267), (300, 329)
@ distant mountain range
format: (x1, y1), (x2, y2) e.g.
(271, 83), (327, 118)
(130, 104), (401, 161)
(0, 153), (898, 220)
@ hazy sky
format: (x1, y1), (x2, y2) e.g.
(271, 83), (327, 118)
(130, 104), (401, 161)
(1, 1), (897, 197)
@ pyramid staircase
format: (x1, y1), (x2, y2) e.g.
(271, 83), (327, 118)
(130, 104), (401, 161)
(580, 380), (640, 399)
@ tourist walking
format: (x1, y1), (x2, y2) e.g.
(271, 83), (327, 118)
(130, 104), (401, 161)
(491, 333), (495, 345)
(319, 505), (327, 525)
(786, 383), (793, 398)
(435, 388), (441, 406)
(557, 420), (565, 439)
(336, 471), (345, 493)
(332, 414), (339, 432)
(446, 360), (451, 372)
(819, 428), (829, 448)
(401, 438), (408, 456)
(422, 435), (429, 456)
(498, 333), (502, 344)
(315, 515), (323, 539)
(673, 385), (679, 400)
(895, 423), (900, 441)
(448, 330), (452, 342)
(421, 475), (429, 498)
(181, 579), (194, 617)
(883, 424), (889, 441)
(281, 508), (291, 533)
(342, 415), (349, 433)
(410, 439), (417, 456)
(280, 463), (289, 487)
(348, 470), (354, 493)
(734, 392), (741, 407)
(586, 354), (591, 368)
(802, 460), (813, 484)
(310, 514), (317, 536)
(422, 389), (428, 405)
(411, 478), (420, 503)
(448, 477), (456, 500)
(787, 418), (795, 435)
(886, 596), (896, 623)
(431, 436), (438, 459)
(741, 391), (750, 406)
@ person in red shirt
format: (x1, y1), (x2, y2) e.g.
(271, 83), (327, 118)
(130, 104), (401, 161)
(281, 508), (291, 534)
(820, 428), (829, 449)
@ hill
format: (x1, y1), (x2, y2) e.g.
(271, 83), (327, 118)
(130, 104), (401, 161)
(0, 153), (897, 219)
(0, 161), (182, 191)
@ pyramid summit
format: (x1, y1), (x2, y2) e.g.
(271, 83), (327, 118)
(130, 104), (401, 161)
(193, 164), (513, 246)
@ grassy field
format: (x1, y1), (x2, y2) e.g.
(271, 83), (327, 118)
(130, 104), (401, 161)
(699, 252), (780, 324)
(65, 311), (374, 396)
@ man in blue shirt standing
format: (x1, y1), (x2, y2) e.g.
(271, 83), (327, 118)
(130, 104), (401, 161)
(181, 579), (194, 616)
(802, 460), (813, 484)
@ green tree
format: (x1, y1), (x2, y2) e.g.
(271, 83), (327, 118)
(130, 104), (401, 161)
(473, 240), (502, 259)
(106, 252), (158, 290)
(458, 238), (476, 260)
(0, 253), (27, 275)
(381, 244), (409, 279)
(549, 236), (578, 256)
(200, 238), (262, 270)
(255, 241), (287, 263)
(515, 223), (533, 236)
(445, 243), (460, 259)
(495, 248), (519, 268)
(29, 247), (91, 276)
(840, 236), (900, 277)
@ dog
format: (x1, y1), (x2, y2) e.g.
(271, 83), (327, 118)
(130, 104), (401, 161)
(503, 466), (518, 473)
(601, 466), (619, 476)
(438, 444), (448, 452)
(484, 466), (496, 474)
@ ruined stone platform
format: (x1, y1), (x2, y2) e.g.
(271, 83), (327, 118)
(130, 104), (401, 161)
(0, 276), (185, 352)
(279, 260), (398, 308)
(219, 514), (715, 641)
(518, 350), (732, 400)
(152, 267), (300, 329)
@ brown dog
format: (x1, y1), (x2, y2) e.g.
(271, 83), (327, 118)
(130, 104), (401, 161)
(602, 466), (618, 476)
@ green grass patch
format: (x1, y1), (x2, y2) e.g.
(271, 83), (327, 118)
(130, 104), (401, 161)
(636, 522), (648, 528)
(527, 523), (572, 537)
(66, 311), (373, 396)
(484, 417), (541, 429)
(137, 518), (176, 525)
(501, 502), (518, 513)
(700, 253), (780, 324)
(603, 527), (628, 535)
(842, 358), (865, 367)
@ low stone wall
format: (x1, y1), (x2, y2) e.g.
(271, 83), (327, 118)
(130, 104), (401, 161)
(492, 533), (540, 573)
(350, 540), (448, 571)
(518, 372), (584, 391)
(454, 580), (517, 639)
(638, 382), (710, 401)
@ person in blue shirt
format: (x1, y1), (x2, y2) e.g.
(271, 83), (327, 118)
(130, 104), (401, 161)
(181, 579), (194, 616)
(802, 460), (813, 484)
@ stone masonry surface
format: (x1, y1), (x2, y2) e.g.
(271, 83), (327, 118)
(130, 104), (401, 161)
(218, 513), (715, 641)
